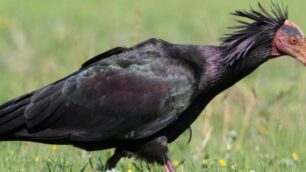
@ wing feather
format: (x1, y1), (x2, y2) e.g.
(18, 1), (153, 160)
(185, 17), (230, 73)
(3, 39), (197, 142)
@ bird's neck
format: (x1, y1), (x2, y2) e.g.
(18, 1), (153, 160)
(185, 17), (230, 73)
(198, 45), (271, 95)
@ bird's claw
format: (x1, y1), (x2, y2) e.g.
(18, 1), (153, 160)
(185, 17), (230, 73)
(164, 160), (176, 172)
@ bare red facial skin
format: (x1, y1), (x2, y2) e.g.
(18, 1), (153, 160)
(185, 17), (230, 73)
(271, 20), (287, 58)
(271, 42), (282, 57)
(271, 20), (306, 66)
(271, 29), (285, 57)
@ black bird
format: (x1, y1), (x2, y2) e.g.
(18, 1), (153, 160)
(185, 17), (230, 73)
(0, 3), (305, 172)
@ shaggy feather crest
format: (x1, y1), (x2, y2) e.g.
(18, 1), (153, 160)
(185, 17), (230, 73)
(221, 3), (288, 66)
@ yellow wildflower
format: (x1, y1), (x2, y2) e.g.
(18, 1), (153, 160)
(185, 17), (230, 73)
(50, 145), (58, 151)
(173, 160), (180, 167)
(127, 164), (133, 172)
(292, 152), (299, 161)
(219, 159), (227, 167)
(34, 156), (40, 162)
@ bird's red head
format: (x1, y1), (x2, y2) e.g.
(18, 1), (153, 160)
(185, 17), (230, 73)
(272, 20), (306, 66)
(221, 3), (306, 67)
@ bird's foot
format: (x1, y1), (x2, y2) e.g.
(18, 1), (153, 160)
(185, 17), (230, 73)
(164, 160), (176, 172)
(105, 168), (116, 172)
(105, 149), (126, 171)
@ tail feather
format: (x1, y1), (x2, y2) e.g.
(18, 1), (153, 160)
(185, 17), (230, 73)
(0, 98), (29, 117)
(0, 111), (25, 134)
(0, 92), (33, 109)
(0, 106), (26, 125)
(0, 92), (34, 135)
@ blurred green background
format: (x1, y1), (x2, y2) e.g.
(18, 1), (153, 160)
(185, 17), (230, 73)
(0, 0), (305, 171)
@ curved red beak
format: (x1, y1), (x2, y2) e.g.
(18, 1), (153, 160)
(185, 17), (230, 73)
(295, 38), (306, 66)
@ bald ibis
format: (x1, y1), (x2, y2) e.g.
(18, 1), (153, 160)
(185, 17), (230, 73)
(0, 3), (305, 172)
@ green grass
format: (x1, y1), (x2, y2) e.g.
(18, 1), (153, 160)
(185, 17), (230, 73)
(0, 0), (305, 171)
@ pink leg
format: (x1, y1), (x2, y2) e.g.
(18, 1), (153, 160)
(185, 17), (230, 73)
(164, 160), (176, 172)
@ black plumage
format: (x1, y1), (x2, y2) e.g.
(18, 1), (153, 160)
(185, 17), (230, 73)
(0, 3), (305, 172)
(221, 3), (287, 66)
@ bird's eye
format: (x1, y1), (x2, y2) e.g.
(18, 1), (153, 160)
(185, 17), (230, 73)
(289, 36), (298, 45)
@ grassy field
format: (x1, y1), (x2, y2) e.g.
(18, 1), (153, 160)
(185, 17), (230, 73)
(0, 0), (305, 171)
